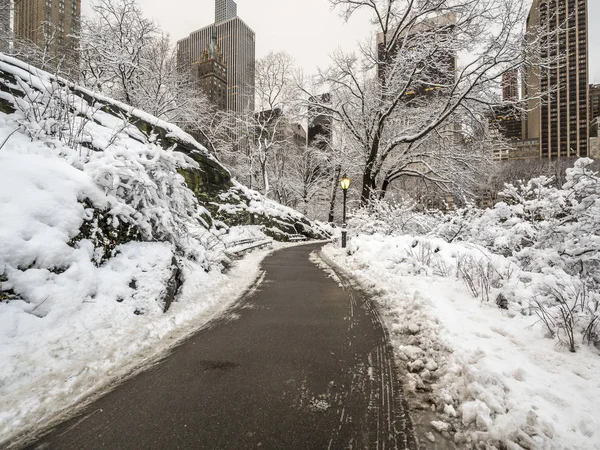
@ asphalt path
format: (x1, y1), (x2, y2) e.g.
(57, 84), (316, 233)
(22, 243), (417, 450)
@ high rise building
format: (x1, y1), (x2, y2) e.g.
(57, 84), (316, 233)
(524, 0), (589, 159)
(177, 0), (255, 115)
(195, 34), (228, 111)
(489, 70), (523, 145)
(590, 84), (600, 138)
(490, 105), (523, 143)
(13, 0), (80, 65)
(215, 0), (236, 24)
(502, 70), (519, 102)
(0, 0), (10, 52)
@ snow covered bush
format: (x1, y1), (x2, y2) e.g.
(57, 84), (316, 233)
(346, 157), (600, 354)
(0, 53), (329, 446)
(7, 74), (95, 149)
(357, 159), (599, 353)
(323, 157), (600, 448)
(324, 234), (600, 449)
(533, 276), (600, 352)
(463, 159), (600, 277)
(350, 199), (443, 236)
(461, 159), (600, 350)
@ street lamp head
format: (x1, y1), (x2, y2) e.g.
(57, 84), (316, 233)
(340, 174), (351, 191)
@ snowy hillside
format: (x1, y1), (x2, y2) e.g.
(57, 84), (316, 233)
(0, 53), (327, 446)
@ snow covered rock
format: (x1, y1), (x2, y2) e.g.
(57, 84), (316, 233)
(0, 53), (328, 446)
(0, 53), (329, 244)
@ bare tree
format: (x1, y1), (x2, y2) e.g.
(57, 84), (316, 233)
(7, 22), (79, 76)
(237, 51), (299, 195)
(76, 0), (223, 154)
(307, 0), (537, 205)
(79, 0), (160, 105)
(267, 140), (332, 216)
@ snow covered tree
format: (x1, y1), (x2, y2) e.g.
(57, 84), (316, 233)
(7, 22), (79, 75)
(236, 51), (300, 196)
(309, 0), (541, 205)
(265, 140), (331, 216)
(79, 0), (160, 104)
(77, 0), (219, 150)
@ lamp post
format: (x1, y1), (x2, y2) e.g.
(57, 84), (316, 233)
(340, 174), (350, 248)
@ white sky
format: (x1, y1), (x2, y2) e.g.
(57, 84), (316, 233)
(82, 0), (599, 82)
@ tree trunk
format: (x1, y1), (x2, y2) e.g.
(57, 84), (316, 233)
(262, 162), (269, 197)
(360, 171), (378, 206)
(378, 176), (391, 200)
(361, 135), (382, 206)
(328, 164), (342, 223)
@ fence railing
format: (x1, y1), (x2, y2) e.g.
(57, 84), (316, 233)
(225, 237), (273, 255)
(288, 234), (307, 242)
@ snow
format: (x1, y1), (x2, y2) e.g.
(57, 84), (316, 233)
(0, 118), (277, 445)
(0, 54), (326, 446)
(227, 180), (326, 225)
(0, 53), (221, 165)
(323, 234), (600, 449)
(0, 246), (271, 446)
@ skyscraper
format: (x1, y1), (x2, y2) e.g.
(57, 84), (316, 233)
(524, 0), (589, 159)
(177, 0), (255, 115)
(502, 70), (519, 102)
(590, 84), (600, 138)
(195, 34), (228, 111)
(13, 0), (81, 65)
(215, 0), (236, 24)
(0, 0), (10, 52)
(489, 70), (523, 144)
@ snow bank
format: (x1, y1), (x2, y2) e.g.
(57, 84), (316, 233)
(0, 53), (325, 446)
(324, 235), (600, 449)
(0, 115), (275, 445)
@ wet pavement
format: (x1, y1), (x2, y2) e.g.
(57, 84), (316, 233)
(22, 243), (417, 450)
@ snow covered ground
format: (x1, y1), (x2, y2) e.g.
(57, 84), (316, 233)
(0, 122), (278, 443)
(0, 53), (328, 447)
(324, 235), (600, 450)
(0, 244), (271, 447)
(0, 122), (276, 443)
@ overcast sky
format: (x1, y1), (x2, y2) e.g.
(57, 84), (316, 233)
(84, 0), (599, 83)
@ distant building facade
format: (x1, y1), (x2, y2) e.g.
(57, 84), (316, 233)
(523, 0), (589, 159)
(590, 84), (600, 138)
(502, 70), (519, 102)
(308, 93), (332, 149)
(490, 70), (524, 146)
(0, 0), (10, 52)
(14, 0), (81, 65)
(195, 34), (227, 111)
(590, 137), (600, 158)
(490, 104), (523, 142)
(177, 0), (255, 115)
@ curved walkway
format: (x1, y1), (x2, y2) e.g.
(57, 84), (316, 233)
(23, 243), (417, 450)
